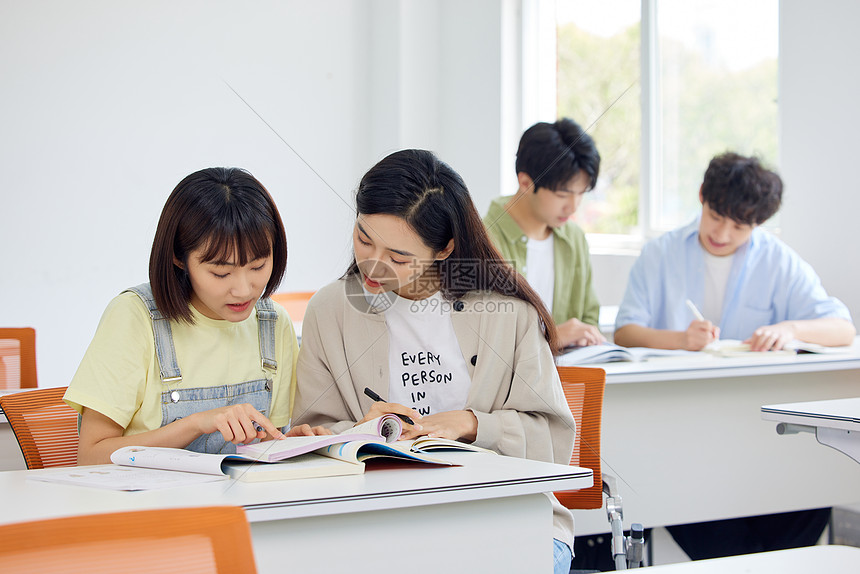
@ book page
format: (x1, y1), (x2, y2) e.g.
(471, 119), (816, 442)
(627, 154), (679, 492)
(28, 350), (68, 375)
(346, 414), (403, 442)
(28, 465), (227, 491)
(558, 344), (701, 366)
(557, 344), (634, 366)
(627, 347), (703, 361)
(705, 339), (795, 357)
(400, 437), (496, 454)
(785, 340), (854, 354)
(317, 440), (457, 466)
(236, 433), (378, 462)
(110, 446), (231, 475)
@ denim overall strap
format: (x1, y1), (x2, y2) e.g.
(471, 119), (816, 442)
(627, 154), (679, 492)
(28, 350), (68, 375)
(255, 297), (278, 373)
(124, 283), (182, 383)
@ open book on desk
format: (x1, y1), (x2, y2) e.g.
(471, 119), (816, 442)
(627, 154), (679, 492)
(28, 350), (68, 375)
(26, 446), (365, 491)
(29, 416), (492, 490)
(235, 413), (404, 462)
(317, 435), (496, 466)
(557, 343), (699, 366)
(702, 339), (855, 356)
(235, 414), (493, 478)
(704, 339), (797, 357)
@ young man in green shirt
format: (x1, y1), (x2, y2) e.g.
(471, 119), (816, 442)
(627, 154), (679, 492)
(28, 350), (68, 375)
(483, 118), (604, 348)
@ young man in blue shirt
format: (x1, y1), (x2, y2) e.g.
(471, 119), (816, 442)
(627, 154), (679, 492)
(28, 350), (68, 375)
(615, 152), (855, 560)
(614, 152), (855, 351)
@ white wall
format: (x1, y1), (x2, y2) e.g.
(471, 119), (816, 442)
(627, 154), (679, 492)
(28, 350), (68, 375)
(779, 0), (860, 323)
(0, 0), (510, 388)
(4, 0), (856, 389)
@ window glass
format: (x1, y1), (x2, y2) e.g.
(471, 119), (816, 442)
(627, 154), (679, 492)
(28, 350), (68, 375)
(556, 0), (778, 237)
(657, 0), (779, 231)
(557, 0), (640, 235)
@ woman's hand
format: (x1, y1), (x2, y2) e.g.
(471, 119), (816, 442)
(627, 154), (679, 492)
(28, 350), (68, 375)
(357, 401), (423, 436)
(189, 404), (284, 445)
(284, 424), (333, 437)
(399, 410), (477, 442)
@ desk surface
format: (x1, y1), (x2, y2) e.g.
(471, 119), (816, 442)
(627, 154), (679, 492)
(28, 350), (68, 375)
(641, 545), (860, 573)
(762, 397), (860, 432)
(575, 342), (860, 535)
(601, 337), (860, 384)
(0, 451), (592, 525)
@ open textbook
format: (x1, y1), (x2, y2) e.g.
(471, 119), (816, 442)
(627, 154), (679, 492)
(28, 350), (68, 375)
(700, 339), (850, 357)
(557, 343), (699, 366)
(28, 415), (492, 490)
(556, 338), (853, 366)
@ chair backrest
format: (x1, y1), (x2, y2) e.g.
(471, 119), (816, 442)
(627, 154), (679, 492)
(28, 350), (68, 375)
(0, 328), (37, 389)
(0, 505), (258, 573)
(270, 291), (315, 323)
(555, 365), (606, 510)
(0, 386), (78, 469)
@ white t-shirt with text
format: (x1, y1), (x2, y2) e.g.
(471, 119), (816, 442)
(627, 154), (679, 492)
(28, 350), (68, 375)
(376, 291), (472, 417)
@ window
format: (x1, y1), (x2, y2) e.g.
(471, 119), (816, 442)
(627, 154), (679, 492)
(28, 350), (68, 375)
(553, 0), (779, 245)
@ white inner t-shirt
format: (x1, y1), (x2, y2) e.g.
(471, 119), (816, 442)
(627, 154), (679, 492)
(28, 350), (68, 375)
(375, 290), (472, 417)
(526, 233), (555, 313)
(701, 248), (734, 324)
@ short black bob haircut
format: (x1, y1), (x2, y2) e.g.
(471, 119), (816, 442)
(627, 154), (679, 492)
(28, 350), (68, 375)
(700, 152), (783, 226)
(515, 117), (601, 192)
(149, 167), (287, 323)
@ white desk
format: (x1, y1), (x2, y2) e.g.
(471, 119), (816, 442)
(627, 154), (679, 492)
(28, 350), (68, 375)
(637, 545), (860, 573)
(0, 452), (591, 573)
(762, 397), (860, 464)
(574, 338), (860, 535)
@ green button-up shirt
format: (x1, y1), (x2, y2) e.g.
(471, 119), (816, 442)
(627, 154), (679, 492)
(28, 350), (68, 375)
(483, 196), (600, 327)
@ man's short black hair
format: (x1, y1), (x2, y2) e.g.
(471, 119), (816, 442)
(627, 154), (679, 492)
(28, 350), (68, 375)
(515, 118), (600, 192)
(701, 152), (782, 225)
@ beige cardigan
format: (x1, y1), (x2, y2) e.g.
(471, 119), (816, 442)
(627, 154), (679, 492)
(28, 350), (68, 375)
(293, 274), (577, 548)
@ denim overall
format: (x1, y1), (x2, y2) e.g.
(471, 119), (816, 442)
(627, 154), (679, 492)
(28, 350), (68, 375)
(126, 283), (278, 454)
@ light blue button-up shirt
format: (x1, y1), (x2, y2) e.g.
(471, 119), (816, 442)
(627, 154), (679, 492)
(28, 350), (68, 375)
(615, 217), (852, 339)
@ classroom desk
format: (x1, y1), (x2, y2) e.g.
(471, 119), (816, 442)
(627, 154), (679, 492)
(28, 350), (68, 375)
(637, 544), (860, 573)
(762, 397), (860, 464)
(0, 452), (591, 573)
(573, 338), (860, 536)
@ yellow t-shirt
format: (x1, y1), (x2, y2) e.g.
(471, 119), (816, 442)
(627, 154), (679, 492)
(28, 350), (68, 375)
(64, 291), (297, 436)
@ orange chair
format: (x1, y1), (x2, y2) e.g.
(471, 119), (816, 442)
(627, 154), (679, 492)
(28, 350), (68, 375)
(270, 291), (315, 323)
(0, 327), (37, 389)
(0, 505), (258, 573)
(555, 366), (643, 569)
(555, 366), (606, 510)
(0, 386), (78, 469)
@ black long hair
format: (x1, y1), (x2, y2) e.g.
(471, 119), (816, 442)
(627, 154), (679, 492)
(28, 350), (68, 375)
(344, 149), (559, 351)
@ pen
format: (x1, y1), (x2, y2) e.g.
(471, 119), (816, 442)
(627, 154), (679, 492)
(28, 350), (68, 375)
(363, 387), (415, 425)
(250, 420), (265, 433)
(685, 299), (705, 321)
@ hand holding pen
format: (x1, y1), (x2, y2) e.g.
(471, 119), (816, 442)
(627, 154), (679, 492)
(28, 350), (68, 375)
(684, 299), (720, 350)
(362, 387), (421, 428)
